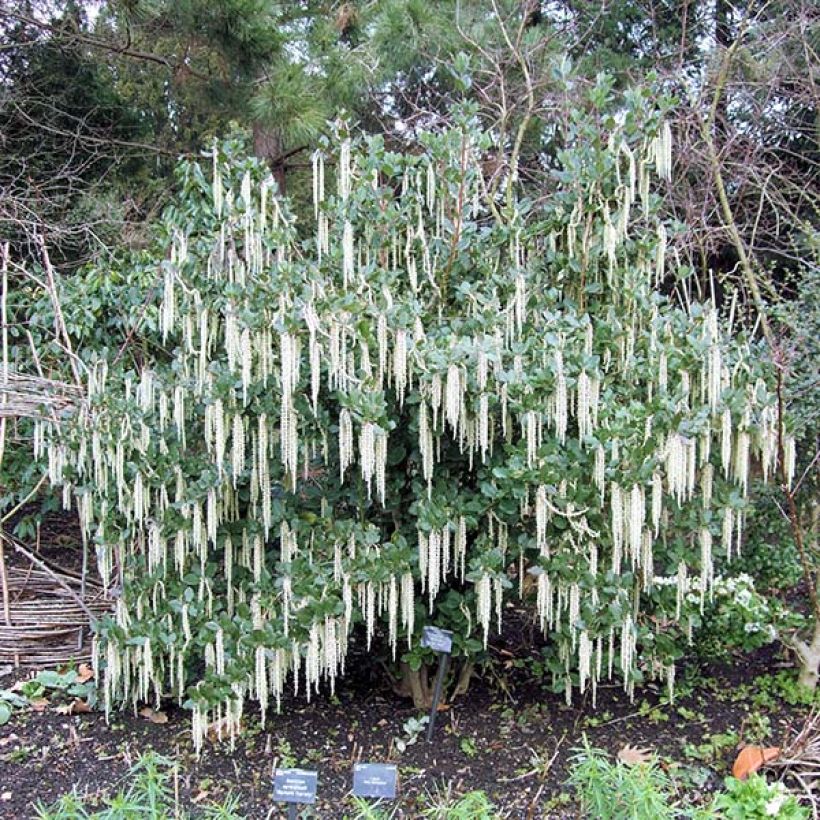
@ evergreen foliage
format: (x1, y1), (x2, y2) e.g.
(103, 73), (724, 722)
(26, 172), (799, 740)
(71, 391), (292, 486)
(36, 75), (798, 744)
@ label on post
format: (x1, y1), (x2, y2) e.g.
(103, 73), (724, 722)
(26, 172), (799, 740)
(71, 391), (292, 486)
(273, 769), (318, 804)
(352, 763), (398, 799)
(421, 625), (453, 654)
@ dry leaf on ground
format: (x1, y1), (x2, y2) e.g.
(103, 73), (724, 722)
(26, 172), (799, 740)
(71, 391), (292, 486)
(72, 699), (92, 714)
(55, 699), (92, 715)
(732, 746), (781, 780)
(206, 715), (242, 740)
(138, 707), (168, 724)
(75, 664), (94, 684)
(618, 744), (654, 765)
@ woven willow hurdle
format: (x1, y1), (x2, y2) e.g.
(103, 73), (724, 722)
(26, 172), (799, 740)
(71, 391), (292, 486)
(0, 560), (110, 668)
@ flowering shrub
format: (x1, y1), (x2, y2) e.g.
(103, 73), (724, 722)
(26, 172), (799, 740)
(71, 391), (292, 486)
(695, 574), (803, 657)
(35, 80), (796, 746)
(708, 775), (808, 819)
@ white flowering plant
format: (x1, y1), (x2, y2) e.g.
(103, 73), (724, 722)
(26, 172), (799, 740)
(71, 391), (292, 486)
(35, 76), (797, 747)
(692, 574), (804, 658)
(707, 775), (808, 819)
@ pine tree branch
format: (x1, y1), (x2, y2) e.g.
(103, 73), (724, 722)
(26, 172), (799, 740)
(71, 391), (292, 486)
(1, 10), (210, 81)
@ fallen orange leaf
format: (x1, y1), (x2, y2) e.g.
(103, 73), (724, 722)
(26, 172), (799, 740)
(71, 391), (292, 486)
(732, 746), (780, 780)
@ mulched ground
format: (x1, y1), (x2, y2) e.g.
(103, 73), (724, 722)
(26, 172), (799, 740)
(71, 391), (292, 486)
(0, 622), (813, 820)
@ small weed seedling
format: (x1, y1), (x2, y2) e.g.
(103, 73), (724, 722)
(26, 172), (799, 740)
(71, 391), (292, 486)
(393, 715), (429, 754)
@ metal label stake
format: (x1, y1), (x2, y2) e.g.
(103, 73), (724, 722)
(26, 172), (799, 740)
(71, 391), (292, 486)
(420, 625), (453, 742)
(273, 768), (317, 819)
(352, 762), (398, 805)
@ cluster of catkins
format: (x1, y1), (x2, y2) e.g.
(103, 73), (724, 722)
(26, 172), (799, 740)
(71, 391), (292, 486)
(36, 120), (794, 751)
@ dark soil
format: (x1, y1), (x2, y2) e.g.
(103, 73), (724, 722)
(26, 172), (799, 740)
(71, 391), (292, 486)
(0, 627), (813, 820)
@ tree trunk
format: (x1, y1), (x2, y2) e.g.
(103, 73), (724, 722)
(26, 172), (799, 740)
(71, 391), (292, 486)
(394, 660), (479, 707)
(796, 572), (820, 691)
(450, 660), (475, 700)
(252, 123), (286, 195)
(393, 662), (433, 709)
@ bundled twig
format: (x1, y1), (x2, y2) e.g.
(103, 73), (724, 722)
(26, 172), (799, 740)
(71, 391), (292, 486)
(770, 710), (820, 818)
(0, 371), (81, 419)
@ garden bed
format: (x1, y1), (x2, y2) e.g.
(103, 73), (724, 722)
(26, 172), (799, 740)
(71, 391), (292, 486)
(0, 635), (814, 818)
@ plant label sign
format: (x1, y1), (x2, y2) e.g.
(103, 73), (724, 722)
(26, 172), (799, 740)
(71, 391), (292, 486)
(352, 763), (398, 799)
(273, 768), (318, 804)
(421, 625), (453, 654)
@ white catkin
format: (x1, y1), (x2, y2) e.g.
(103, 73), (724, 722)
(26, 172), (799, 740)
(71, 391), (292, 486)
(784, 436), (796, 489)
(721, 408), (732, 476)
(426, 162), (436, 213)
(418, 530), (428, 593)
(231, 413), (244, 483)
(394, 330), (407, 406)
(610, 483), (623, 574)
(536, 485), (549, 556)
(655, 223), (667, 285)
(359, 421), (376, 496)
(700, 527), (713, 604)
(388, 576), (398, 658)
(427, 529), (440, 609)
(494, 576), (504, 632)
(620, 616), (634, 678)
(594, 445), (606, 501)
(478, 393), (490, 461)
(375, 430), (387, 504)
(419, 401), (434, 491)
(701, 463), (713, 510)
(734, 416), (750, 496)
(339, 137), (351, 200)
(658, 350), (668, 393)
(310, 340), (321, 414)
(311, 150), (324, 218)
(401, 572), (415, 646)
(377, 314), (388, 387)
(445, 365), (461, 433)
(707, 338), (722, 413)
(722, 507), (734, 559)
(627, 485), (644, 567)
(554, 350), (567, 444)
(456, 517), (467, 582)
(525, 410), (540, 467)
(477, 348), (488, 390)
(477, 574), (492, 649)
(577, 371), (591, 441)
(342, 221), (354, 287)
(339, 409), (353, 480)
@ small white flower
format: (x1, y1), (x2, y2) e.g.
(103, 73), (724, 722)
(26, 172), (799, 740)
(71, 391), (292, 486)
(764, 787), (787, 816)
